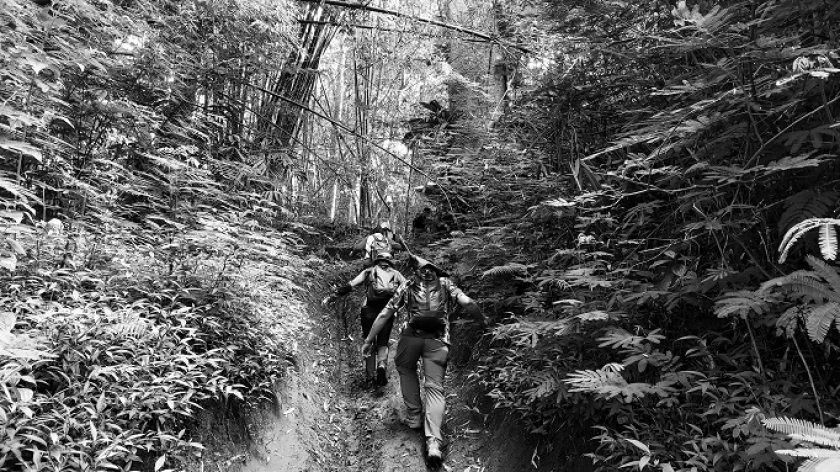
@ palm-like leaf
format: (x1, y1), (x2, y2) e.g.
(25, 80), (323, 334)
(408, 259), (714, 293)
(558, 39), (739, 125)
(803, 302), (840, 343)
(768, 426), (840, 472)
(778, 190), (839, 237)
(597, 328), (665, 349)
(761, 271), (840, 304)
(779, 218), (840, 263)
(776, 306), (802, 338)
(798, 458), (840, 472)
(715, 289), (779, 319)
(776, 449), (840, 458)
(763, 257), (840, 342)
(524, 371), (561, 400)
(809, 255), (840, 291)
(482, 263), (530, 278)
(818, 224), (839, 261)
(763, 417), (840, 448)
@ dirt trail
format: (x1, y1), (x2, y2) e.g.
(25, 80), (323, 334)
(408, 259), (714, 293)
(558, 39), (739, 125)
(240, 275), (492, 472)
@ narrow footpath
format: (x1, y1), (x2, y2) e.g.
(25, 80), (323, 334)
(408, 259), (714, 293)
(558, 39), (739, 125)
(237, 261), (493, 472)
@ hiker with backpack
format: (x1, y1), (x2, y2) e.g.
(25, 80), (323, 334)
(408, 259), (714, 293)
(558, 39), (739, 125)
(328, 251), (406, 386)
(364, 221), (399, 264)
(361, 255), (487, 462)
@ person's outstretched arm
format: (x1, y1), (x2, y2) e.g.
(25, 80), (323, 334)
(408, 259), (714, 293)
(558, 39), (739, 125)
(447, 281), (488, 327)
(363, 235), (373, 260)
(323, 270), (368, 304)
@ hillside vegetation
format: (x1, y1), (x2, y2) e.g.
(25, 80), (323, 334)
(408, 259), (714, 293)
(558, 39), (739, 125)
(2, 0), (840, 471)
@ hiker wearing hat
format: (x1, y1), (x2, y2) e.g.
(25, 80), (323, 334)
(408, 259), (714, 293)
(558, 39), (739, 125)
(328, 252), (406, 385)
(364, 221), (398, 264)
(361, 255), (487, 462)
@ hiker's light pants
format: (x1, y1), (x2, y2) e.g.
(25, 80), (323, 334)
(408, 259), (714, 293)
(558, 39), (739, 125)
(395, 333), (448, 441)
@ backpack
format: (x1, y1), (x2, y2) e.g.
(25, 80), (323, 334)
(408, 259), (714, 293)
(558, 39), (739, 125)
(406, 278), (452, 332)
(366, 266), (400, 302)
(369, 233), (391, 260)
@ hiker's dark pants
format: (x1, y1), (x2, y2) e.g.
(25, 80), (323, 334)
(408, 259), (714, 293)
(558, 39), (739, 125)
(395, 328), (448, 441)
(360, 300), (394, 376)
(360, 300), (393, 348)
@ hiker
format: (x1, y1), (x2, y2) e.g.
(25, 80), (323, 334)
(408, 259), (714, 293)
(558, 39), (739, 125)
(328, 252), (406, 385)
(361, 256), (486, 461)
(364, 221), (397, 264)
(412, 207), (434, 235)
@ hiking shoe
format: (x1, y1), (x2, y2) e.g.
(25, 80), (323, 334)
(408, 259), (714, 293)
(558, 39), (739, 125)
(426, 438), (442, 461)
(376, 364), (387, 386)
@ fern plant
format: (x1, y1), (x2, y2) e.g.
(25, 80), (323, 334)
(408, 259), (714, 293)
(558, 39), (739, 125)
(778, 190), (839, 239)
(761, 255), (840, 343)
(779, 218), (840, 263)
(763, 417), (840, 472)
(482, 262), (532, 278)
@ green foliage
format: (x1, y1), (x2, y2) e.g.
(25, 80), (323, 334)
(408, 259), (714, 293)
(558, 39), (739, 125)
(758, 256), (840, 343)
(763, 417), (840, 472)
(0, 212), (303, 471)
(779, 219), (840, 264)
(442, 0), (840, 467)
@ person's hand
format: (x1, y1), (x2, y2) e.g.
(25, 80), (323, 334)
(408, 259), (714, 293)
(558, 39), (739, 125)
(361, 340), (374, 357)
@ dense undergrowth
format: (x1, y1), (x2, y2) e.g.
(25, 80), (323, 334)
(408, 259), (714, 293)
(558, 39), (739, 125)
(3, 0), (840, 470)
(408, 0), (840, 469)
(1, 212), (314, 471)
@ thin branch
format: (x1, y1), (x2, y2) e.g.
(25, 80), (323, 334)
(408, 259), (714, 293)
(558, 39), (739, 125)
(792, 334), (825, 425)
(298, 19), (497, 44)
(297, 0), (532, 54)
(215, 89), (354, 187)
(238, 80), (430, 179)
(745, 93), (840, 169)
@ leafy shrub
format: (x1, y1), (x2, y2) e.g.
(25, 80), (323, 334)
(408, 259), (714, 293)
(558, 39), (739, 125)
(0, 213), (303, 471)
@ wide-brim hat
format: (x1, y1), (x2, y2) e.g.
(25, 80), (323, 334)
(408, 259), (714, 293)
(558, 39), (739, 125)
(411, 255), (448, 277)
(374, 252), (394, 266)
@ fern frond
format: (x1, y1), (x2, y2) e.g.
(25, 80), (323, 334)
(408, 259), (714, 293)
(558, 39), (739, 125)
(819, 224), (838, 261)
(564, 369), (627, 390)
(806, 256), (840, 292)
(482, 263), (530, 278)
(763, 417), (840, 448)
(564, 368), (665, 402)
(575, 310), (616, 322)
(524, 371), (561, 400)
(779, 218), (840, 264)
(775, 449), (840, 458)
(715, 290), (778, 318)
(803, 302), (840, 343)
(799, 458), (840, 472)
(776, 306), (803, 338)
(763, 272), (840, 303)
(779, 190), (839, 237)
(597, 328), (665, 349)
(107, 319), (154, 339)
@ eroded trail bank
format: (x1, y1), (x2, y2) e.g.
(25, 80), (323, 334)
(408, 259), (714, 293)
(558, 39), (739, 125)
(238, 261), (495, 472)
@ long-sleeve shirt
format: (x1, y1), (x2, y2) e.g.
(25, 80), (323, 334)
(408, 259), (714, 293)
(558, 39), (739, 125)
(379, 277), (470, 344)
(347, 266), (406, 306)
